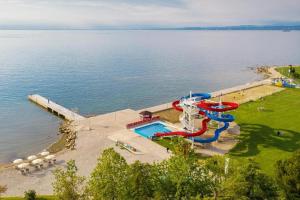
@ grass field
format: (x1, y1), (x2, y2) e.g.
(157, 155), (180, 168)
(276, 66), (300, 83)
(229, 88), (300, 176)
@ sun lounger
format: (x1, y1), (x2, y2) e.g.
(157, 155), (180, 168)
(31, 159), (44, 169)
(16, 163), (30, 175)
(45, 155), (56, 164)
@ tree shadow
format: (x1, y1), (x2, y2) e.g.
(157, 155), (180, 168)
(230, 123), (300, 157)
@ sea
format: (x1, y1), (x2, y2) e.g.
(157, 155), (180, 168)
(1, 30), (300, 163)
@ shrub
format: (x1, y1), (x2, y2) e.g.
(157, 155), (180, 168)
(0, 185), (7, 197)
(24, 190), (36, 200)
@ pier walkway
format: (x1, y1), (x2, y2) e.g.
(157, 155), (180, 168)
(28, 94), (85, 121)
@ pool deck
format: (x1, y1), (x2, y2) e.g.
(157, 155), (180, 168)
(0, 67), (286, 196)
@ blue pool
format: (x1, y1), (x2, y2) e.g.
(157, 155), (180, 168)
(134, 122), (171, 138)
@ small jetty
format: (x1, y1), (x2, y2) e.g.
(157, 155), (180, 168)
(28, 94), (85, 121)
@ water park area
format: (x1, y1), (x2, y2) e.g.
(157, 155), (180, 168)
(0, 66), (300, 197)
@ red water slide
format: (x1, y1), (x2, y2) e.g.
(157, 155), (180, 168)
(155, 117), (211, 138)
(155, 100), (210, 138)
(197, 102), (239, 112)
(172, 100), (183, 111)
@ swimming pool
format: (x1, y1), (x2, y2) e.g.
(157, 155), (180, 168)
(134, 122), (170, 138)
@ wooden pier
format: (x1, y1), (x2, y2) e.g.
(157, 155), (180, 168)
(28, 94), (85, 121)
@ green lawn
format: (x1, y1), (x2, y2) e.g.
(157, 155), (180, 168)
(229, 88), (300, 176)
(276, 66), (300, 84)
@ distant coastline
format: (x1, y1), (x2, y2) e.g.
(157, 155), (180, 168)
(0, 25), (300, 31)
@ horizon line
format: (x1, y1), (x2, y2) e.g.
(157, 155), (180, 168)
(0, 24), (300, 31)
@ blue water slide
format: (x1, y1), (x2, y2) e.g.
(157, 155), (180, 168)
(181, 93), (211, 101)
(193, 122), (229, 143)
(206, 113), (235, 123)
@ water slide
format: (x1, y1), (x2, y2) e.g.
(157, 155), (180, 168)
(192, 112), (233, 143)
(193, 122), (229, 143)
(155, 93), (211, 138)
(155, 93), (239, 144)
(155, 117), (211, 138)
(192, 101), (238, 143)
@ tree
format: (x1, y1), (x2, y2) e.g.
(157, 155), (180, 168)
(275, 150), (300, 200)
(52, 160), (85, 200)
(223, 159), (278, 200)
(125, 161), (155, 200)
(153, 154), (212, 199)
(171, 137), (194, 157)
(0, 184), (7, 197)
(205, 156), (236, 199)
(87, 148), (129, 200)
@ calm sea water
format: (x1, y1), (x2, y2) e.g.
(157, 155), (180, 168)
(1, 30), (300, 163)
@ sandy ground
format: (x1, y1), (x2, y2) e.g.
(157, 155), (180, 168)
(211, 84), (285, 104)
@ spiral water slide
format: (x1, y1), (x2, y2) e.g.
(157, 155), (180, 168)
(155, 93), (239, 144)
(155, 93), (211, 138)
(193, 101), (239, 143)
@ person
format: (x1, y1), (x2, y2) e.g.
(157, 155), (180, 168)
(277, 131), (281, 136)
(166, 147), (169, 153)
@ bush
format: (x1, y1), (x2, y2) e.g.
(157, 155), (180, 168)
(24, 190), (36, 200)
(0, 185), (7, 197)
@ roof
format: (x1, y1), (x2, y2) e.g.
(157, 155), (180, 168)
(139, 111), (153, 116)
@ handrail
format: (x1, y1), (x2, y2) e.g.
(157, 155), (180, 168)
(126, 116), (160, 129)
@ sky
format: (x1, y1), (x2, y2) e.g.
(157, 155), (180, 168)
(0, 0), (299, 29)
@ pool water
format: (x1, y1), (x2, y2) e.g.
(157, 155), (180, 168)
(134, 122), (170, 138)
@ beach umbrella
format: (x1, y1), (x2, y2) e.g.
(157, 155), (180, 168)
(27, 155), (37, 161)
(40, 151), (50, 156)
(32, 159), (43, 165)
(45, 155), (55, 160)
(13, 159), (23, 164)
(17, 163), (29, 169)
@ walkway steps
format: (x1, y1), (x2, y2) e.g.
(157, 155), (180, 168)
(28, 94), (85, 121)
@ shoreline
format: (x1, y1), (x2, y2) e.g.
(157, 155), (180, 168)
(0, 65), (296, 196)
(0, 65), (292, 167)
